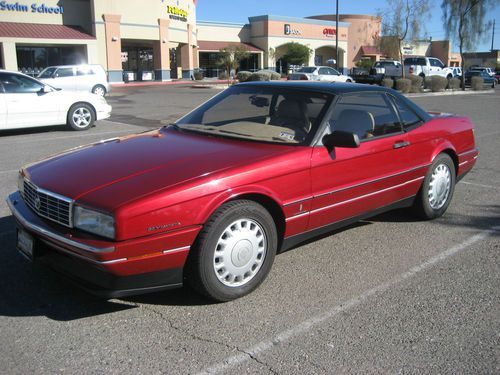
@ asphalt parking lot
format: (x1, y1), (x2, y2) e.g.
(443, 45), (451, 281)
(0, 85), (498, 374)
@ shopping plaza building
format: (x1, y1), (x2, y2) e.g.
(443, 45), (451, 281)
(0, 0), (461, 82)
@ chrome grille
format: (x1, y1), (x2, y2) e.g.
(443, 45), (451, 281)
(22, 179), (73, 227)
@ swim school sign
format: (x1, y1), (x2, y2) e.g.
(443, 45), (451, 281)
(0, 1), (64, 14)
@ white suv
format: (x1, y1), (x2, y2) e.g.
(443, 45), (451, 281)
(404, 57), (452, 78)
(38, 64), (110, 96)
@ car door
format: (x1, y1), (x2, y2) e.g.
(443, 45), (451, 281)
(309, 92), (412, 230)
(318, 67), (334, 82)
(0, 72), (61, 129)
(0, 83), (6, 127)
(75, 65), (94, 92)
(50, 67), (76, 91)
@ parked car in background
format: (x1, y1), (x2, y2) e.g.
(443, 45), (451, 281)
(288, 66), (353, 82)
(450, 66), (462, 78)
(0, 70), (112, 131)
(464, 70), (496, 88)
(351, 60), (403, 84)
(494, 69), (500, 83)
(404, 57), (452, 78)
(7, 81), (478, 302)
(468, 66), (495, 77)
(38, 64), (110, 97)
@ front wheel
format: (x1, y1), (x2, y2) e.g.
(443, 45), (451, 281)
(67, 103), (95, 131)
(413, 153), (455, 219)
(185, 200), (278, 302)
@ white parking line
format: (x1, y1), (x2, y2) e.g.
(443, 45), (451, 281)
(461, 181), (499, 190)
(196, 226), (499, 375)
(476, 129), (500, 139)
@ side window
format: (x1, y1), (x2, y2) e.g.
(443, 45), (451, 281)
(77, 66), (95, 76)
(329, 68), (340, 75)
(318, 67), (329, 75)
(55, 68), (74, 78)
(329, 93), (402, 141)
(0, 73), (44, 93)
(417, 58), (426, 66)
(390, 96), (423, 130)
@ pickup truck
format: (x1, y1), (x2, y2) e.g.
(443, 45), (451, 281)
(404, 56), (454, 78)
(351, 60), (403, 84)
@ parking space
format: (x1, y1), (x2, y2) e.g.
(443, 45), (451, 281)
(0, 86), (498, 374)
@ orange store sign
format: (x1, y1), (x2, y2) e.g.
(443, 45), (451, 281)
(323, 28), (336, 37)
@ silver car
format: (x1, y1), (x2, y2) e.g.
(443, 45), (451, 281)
(38, 64), (110, 96)
(289, 66), (353, 82)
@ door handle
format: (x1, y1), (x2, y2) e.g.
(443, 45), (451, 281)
(393, 141), (410, 149)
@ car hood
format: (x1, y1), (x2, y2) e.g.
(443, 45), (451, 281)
(23, 127), (292, 209)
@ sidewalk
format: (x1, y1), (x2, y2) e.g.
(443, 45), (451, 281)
(111, 79), (235, 88)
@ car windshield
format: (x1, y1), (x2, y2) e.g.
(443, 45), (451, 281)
(297, 67), (317, 73)
(175, 85), (333, 145)
(37, 67), (57, 79)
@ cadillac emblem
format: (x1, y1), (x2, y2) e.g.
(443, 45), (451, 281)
(34, 195), (41, 210)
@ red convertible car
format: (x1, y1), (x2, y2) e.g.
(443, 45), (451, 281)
(7, 82), (478, 301)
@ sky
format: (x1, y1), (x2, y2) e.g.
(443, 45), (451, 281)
(196, 0), (500, 52)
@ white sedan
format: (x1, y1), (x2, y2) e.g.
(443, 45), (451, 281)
(288, 66), (353, 82)
(0, 70), (112, 131)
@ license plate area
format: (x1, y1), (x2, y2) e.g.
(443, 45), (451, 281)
(17, 229), (34, 261)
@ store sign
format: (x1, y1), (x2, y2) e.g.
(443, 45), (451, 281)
(323, 28), (337, 37)
(0, 1), (64, 14)
(284, 24), (301, 36)
(166, 5), (188, 22)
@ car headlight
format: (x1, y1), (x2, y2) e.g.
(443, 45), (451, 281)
(73, 206), (115, 239)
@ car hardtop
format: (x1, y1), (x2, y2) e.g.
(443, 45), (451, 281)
(236, 81), (430, 121)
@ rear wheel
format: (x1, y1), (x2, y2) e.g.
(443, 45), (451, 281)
(67, 103), (95, 131)
(185, 200), (277, 302)
(91, 84), (106, 97)
(413, 153), (455, 219)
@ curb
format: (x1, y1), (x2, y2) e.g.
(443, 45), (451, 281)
(405, 89), (495, 98)
(111, 79), (235, 88)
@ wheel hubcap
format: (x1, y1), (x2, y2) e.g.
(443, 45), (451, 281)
(428, 163), (451, 209)
(94, 87), (105, 96)
(72, 108), (91, 127)
(213, 218), (266, 287)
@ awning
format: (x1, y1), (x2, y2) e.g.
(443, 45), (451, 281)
(360, 45), (381, 56)
(197, 41), (263, 53)
(0, 22), (95, 39)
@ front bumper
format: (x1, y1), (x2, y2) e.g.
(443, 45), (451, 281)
(96, 103), (112, 121)
(7, 191), (202, 298)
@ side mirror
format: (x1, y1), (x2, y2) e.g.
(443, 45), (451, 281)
(322, 130), (360, 149)
(41, 86), (52, 94)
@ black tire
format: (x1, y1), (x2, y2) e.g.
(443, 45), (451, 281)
(91, 84), (107, 97)
(67, 103), (95, 131)
(185, 200), (278, 302)
(346, 79), (352, 82)
(413, 153), (456, 220)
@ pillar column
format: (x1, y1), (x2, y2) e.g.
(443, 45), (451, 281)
(103, 14), (122, 83)
(180, 24), (194, 79)
(155, 18), (171, 81)
(1, 41), (17, 70)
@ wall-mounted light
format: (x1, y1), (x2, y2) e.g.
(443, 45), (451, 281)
(162, 39), (167, 44)
(111, 36), (119, 42)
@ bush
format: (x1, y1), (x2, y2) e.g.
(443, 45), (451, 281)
(248, 71), (271, 81)
(447, 77), (461, 90)
(471, 76), (484, 91)
(408, 75), (423, 93)
(423, 76), (433, 90)
(258, 69), (281, 80)
(395, 78), (411, 93)
(193, 71), (203, 80)
(381, 78), (394, 88)
(430, 76), (448, 92)
(236, 71), (252, 82)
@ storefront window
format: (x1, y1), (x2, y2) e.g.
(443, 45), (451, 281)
(16, 46), (86, 76)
